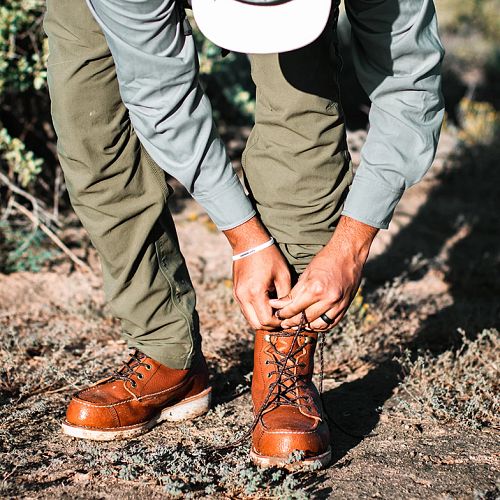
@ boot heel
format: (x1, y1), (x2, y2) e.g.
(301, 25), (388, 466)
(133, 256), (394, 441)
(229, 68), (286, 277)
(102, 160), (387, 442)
(159, 387), (212, 422)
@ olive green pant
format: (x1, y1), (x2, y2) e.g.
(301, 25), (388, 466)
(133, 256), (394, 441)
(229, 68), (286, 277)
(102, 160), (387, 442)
(44, 0), (350, 368)
(244, 7), (352, 274)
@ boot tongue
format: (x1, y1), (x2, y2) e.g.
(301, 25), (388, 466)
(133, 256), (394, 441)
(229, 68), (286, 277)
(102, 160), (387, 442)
(275, 335), (295, 354)
(271, 331), (315, 378)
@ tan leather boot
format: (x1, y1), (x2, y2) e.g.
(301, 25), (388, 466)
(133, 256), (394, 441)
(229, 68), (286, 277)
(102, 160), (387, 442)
(251, 329), (331, 468)
(62, 350), (211, 441)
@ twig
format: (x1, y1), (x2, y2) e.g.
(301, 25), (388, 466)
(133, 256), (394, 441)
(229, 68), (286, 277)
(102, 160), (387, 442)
(12, 200), (94, 275)
(53, 165), (61, 221)
(0, 195), (15, 221)
(0, 171), (60, 227)
(16, 384), (75, 405)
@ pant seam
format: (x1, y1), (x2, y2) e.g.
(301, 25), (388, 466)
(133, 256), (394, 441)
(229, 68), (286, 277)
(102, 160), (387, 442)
(155, 240), (194, 369)
(241, 128), (260, 171)
(146, 148), (194, 368)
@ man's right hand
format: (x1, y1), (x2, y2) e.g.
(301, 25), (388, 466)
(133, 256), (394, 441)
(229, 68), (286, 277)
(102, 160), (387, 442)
(224, 216), (291, 330)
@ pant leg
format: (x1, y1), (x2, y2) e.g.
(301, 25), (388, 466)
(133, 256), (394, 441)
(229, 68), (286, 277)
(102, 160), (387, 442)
(44, 0), (200, 369)
(242, 8), (352, 275)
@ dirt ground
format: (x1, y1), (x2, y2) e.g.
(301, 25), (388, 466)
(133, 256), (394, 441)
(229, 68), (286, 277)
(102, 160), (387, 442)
(0, 129), (498, 498)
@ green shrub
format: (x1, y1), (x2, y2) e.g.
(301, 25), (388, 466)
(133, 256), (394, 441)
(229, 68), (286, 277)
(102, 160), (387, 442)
(0, 0), (47, 187)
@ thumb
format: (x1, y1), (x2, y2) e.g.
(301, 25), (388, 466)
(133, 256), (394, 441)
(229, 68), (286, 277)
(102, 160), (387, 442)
(269, 293), (293, 308)
(270, 278), (304, 307)
(274, 273), (291, 303)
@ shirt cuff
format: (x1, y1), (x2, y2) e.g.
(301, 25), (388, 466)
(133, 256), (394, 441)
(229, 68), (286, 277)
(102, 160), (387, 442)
(194, 174), (256, 231)
(341, 173), (404, 230)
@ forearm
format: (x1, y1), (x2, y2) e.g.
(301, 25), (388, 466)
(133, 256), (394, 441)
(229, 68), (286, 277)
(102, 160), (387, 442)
(324, 215), (378, 263)
(270, 215), (378, 330)
(223, 216), (272, 254)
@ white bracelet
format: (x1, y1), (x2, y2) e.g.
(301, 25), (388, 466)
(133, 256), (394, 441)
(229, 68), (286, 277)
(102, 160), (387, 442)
(232, 237), (275, 261)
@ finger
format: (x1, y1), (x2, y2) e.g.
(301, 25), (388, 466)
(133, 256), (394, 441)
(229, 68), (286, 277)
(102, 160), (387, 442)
(236, 295), (264, 330)
(273, 288), (320, 321)
(280, 292), (349, 328)
(280, 300), (334, 329)
(308, 302), (350, 331)
(269, 295), (293, 309)
(252, 292), (282, 330)
(269, 278), (302, 308)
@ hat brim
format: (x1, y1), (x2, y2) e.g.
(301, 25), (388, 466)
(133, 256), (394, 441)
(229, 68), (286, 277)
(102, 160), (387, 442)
(191, 0), (332, 54)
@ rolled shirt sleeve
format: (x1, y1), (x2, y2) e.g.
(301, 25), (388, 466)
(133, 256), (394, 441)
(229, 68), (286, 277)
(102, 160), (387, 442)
(342, 0), (445, 229)
(86, 0), (255, 230)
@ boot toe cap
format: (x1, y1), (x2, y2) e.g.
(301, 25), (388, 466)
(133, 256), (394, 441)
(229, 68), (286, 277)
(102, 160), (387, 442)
(65, 396), (120, 430)
(253, 421), (330, 460)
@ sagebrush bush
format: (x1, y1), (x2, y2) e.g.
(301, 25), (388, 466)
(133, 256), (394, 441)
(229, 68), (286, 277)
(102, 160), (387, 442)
(457, 98), (499, 145)
(398, 329), (500, 429)
(435, 0), (500, 42)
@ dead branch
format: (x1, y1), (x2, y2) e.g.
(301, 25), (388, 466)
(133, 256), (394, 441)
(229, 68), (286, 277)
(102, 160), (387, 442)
(11, 199), (94, 275)
(0, 171), (60, 227)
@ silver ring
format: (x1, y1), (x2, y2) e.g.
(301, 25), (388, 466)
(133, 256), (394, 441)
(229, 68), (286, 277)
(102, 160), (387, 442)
(320, 313), (334, 325)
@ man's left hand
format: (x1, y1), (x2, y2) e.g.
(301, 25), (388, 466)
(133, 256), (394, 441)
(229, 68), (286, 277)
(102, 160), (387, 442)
(269, 216), (378, 331)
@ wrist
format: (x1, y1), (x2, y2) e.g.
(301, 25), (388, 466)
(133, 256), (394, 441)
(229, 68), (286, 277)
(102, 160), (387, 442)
(232, 237), (275, 261)
(223, 215), (271, 254)
(326, 215), (378, 260)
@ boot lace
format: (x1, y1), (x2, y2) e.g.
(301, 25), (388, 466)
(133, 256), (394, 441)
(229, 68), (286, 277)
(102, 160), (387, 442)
(214, 313), (311, 450)
(112, 349), (152, 388)
(260, 330), (314, 413)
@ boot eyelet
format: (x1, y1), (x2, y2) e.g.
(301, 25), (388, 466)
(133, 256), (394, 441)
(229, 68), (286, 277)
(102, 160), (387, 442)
(137, 373), (144, 380)
(131, 381), (137, 388)
(267, 373), (272, 378)
(265, 360), (269, 365)
(145, 364), (152, 370)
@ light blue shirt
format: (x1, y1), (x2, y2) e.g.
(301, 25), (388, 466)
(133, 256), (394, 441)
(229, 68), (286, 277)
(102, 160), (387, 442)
(88, 0), (444, 231)
(86, 0), (256, 231)
(341, 0), (445, 228)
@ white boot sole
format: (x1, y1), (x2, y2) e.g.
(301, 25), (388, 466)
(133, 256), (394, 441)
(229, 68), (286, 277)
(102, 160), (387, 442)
(61, 387), (211, 441)
(250, 447), (331, 470)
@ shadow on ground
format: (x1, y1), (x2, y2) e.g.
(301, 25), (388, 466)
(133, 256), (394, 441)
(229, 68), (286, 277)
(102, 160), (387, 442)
(322, 134), (500, 462)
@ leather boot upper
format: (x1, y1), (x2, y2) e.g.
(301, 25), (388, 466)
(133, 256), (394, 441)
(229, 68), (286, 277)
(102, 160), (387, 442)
(66, 350), (209, 430)
(251, 329), (330, 459)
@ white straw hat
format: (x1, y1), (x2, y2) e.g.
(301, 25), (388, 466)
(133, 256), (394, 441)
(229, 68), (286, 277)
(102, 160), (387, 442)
(191, 0), (332, 54)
